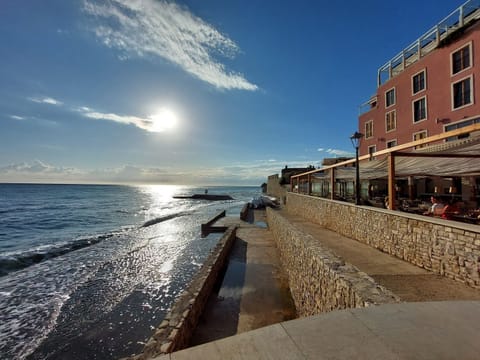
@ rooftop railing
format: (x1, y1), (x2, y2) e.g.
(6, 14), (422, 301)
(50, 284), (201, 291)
(377, 0), (480, 87)
(359, 95), (378, 115)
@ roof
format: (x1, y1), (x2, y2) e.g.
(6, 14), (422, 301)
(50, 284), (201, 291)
(311, 136), (480, 180)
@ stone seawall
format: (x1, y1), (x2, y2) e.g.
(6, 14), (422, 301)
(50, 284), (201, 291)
(266, 208), (399, 317)
(267, 174), (287, 203)
(286, 192), (480, 288)
(130, 226), (237, 359)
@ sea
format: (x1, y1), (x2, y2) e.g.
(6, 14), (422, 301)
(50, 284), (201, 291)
(0, 183), (261, 360)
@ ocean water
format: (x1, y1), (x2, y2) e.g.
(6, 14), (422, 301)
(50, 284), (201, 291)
(0, 184), (260, 360)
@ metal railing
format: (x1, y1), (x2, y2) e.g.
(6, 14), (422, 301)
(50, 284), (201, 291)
(377, 0), (480, 87)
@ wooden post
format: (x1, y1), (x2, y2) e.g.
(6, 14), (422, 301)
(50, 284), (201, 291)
(408, 176), (415, 200)
(459, 5), (464, 27)
(388, 153), (396, 210)
(330, 168), (335, 200)
(308, 174), (312, 195)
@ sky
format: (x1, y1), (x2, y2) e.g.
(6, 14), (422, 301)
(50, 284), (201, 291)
(0, 0), (469, 185)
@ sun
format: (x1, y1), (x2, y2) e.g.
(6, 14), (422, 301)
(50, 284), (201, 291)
(149, 108), (177, 132)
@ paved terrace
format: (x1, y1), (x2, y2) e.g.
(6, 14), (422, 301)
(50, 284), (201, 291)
(154, 209), (480, 359)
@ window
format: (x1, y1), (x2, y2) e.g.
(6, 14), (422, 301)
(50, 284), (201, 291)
(452, 76), (472, 109)
(386, 139), (397, 148)
(368, 145), (376, 160)
(385, 88), (395, 108)
(385, 110), (396, 132)
(412, 70), (425, 94)
(445, 117), (480, 141)
(452, 44), (471, 74)
(413, 130), (427, 149)
(365, 120), (373, 139)
(413, 97), (427, 122)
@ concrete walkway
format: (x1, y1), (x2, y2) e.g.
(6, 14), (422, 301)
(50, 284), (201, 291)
(280, 210), (480, 302)
(154, 301), (480, 359)
(189, 210), (296, 346)
(157, 208), (480, 359)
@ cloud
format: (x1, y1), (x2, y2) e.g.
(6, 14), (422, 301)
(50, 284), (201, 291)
(83, 0), (257, 91)
(79, 108), (172, 132)
(317, 148), (324, 152)
(0, 161), (187, 184)
(325, 148), (354, 157)
(0, 154), (328, 185)
(0, 159), (320, 185)
(10, 115), (25, 120)
(29, 96), (63, 106)
(0, 160), (77, 175)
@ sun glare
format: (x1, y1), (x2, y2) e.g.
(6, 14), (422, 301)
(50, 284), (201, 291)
(149, 108), (177, 132)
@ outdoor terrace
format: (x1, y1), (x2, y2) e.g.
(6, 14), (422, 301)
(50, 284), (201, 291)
(290, 123), (480, 217)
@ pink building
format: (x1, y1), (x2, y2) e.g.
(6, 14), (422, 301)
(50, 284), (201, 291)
(359, 1), (480, 157)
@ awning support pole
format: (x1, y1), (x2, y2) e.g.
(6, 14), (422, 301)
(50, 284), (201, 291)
(388, 153), (396, 210)
(330, 168), (335, 200)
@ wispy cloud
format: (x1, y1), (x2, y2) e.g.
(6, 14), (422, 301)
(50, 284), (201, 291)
(10, 115), (25, 120)
(29, 96), (63, 106)
(0, 160), (77, 175)
(322, 148), (354, 157)
(78, 107), (172, 132)
(83, 0), (257, 91)
(0, 159), (318, 185)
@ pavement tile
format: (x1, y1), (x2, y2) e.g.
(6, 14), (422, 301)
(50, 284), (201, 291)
(151, 354), (170, 360)
(214, 323), (304, 360)
(352, 302), (480, 360)
(170, 341), (221, 360)
(281, 309), (401, 359)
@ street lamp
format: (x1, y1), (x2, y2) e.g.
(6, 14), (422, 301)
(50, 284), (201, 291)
(350, 131), (364, 205)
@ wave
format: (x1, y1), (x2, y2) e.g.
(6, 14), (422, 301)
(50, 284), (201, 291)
(0, 233), (116, 277)
(0, 211), (188, 276)
(141, 212), (189, 228)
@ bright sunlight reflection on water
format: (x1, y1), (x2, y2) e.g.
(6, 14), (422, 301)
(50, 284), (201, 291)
(139, 184), (185, 220)
(140, 184), (183, 200)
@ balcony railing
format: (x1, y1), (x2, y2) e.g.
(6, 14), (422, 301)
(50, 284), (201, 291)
(377, 0), (480, 87)
(359, 95), (378, 115)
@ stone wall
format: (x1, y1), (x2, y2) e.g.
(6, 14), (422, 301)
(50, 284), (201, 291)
(130, 226), (237, 359)
(286, 192), (480, 288)
(267, 174), (288, 204)
(266, 208), (399, 317)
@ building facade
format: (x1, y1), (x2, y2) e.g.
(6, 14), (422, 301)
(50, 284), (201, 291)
(359, 1), (480, 157)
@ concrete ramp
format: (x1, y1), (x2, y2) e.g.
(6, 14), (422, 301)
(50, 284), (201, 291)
(280, 211), (480, 302)
(190, 210), (296, 346)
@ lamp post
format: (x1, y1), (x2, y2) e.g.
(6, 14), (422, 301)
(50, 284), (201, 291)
(350, 131), (364, 205)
